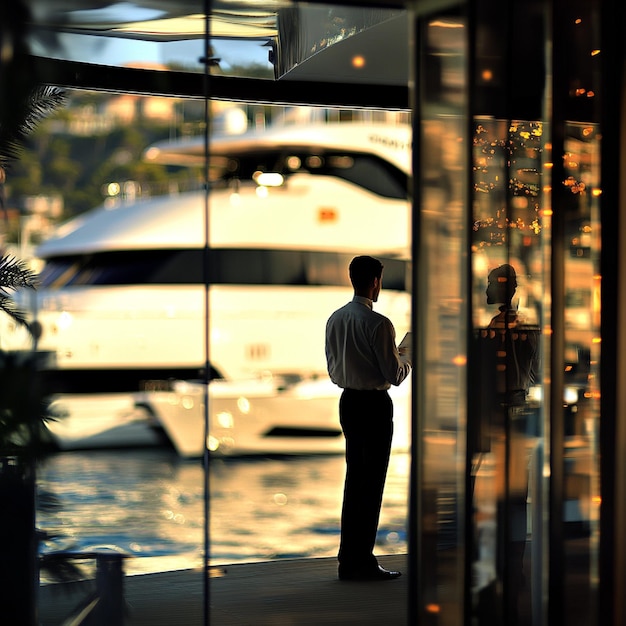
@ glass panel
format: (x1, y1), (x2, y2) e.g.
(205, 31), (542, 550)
(275, 4), (406, 84)
(28, 32), (275, 78)
(557, 5), (601, 624)
(26, 1), (279, 77)
(561, 120), (601, 626)
(466, 0), (554, 623)
(25, 1), (412, 84)
(469, 118), (547, 626)
(416, 10), (468, 623)
(4, 89), (413, 585)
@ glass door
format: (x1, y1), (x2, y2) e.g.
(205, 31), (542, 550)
(411, 7), (469, 625)
(465, 1), (551, 624)
(468, 117), (548, 626)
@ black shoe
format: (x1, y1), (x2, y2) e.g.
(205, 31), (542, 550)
(338, 565), (402, 581)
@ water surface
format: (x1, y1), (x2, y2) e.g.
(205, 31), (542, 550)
(37, 449), (409, 576)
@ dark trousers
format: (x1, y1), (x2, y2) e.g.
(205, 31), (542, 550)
(338, 389), (393, 572)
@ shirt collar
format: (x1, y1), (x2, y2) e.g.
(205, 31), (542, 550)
(353, 295), (373, 309)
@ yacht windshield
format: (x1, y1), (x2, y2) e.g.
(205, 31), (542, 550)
(212, 151), (408, 200)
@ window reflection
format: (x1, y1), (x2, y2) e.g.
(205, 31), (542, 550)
(471, 263), (542, 625)
(210, 150), (408, 199)
(562, 122), (601, 626)
(26, 4), (277, 77)
(469, 114), (600, 626)
(469, 118), (546, 626)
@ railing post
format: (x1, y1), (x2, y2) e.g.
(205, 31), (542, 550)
(94, 552), (125, 625)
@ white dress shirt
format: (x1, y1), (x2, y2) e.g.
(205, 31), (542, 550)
(325, 295), (411, 390)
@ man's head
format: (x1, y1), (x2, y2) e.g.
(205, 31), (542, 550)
(486, 263), (517, 305)
(349, 255), (384, 302)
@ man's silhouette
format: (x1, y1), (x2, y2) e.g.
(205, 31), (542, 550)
(472, 264), (540, 626)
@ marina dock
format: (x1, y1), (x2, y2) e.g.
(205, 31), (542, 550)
(39, 554), (408, 625)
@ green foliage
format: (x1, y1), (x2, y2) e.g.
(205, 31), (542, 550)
(0, 350), (53, 457)
(225, 62), (274, 79)
(0, 256), (46, 455)
(8, 104), (204, 218)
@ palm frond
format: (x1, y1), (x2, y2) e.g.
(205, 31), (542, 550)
(39, 551), (88, 583)
(0, 256), (37, 330)
(0, 295), (28, 326)
(0, 85), (67, 171)
(0, 255), (37, 290)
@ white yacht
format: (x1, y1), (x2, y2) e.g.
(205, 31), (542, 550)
(7, 121), (413, 455)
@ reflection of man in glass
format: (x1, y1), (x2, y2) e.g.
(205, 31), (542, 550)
(474, 263), (540, 625)
(487, 263), (519, 319)
(485, 263), (539, 406)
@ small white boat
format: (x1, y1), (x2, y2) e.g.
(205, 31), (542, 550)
(139, 376), (411, 458)
(44, 377), (411, 457)
(140, 377), (345, 457)
(46, 393), (166, 450)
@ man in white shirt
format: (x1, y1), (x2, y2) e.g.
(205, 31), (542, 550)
(325, 255), (411, 581)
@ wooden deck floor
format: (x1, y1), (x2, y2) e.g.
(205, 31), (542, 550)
(39, 554), (409, 625)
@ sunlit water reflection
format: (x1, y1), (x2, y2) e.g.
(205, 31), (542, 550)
(37, 449), (409, 577)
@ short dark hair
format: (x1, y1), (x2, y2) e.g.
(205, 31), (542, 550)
(349, 255), (384, 290)
(488, 263), (518, 303)
(488, 264), (517, 289)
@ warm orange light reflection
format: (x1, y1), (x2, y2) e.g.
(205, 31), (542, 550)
(453, 355), (467, 366)
(351, 55), (366, 69)
(430, 20), (465, 28)
(585, 391), (601, 400)
(425, 604), (441, 614)
(591, 49), (601, 56)
(482, 69), (493, 81)
(592, 188), (602, 196)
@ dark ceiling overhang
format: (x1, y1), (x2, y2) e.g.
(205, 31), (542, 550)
(31, 55), (410, 109)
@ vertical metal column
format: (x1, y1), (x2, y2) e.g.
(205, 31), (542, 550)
(202, 2), (212, 624)
(407, 7), (421, 625)
(599, 1), (626, 624)
(549, 0), (567, 621)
